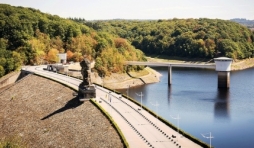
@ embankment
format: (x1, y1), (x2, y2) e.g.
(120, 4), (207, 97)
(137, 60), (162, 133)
(0, 70), (30, 90)
(231, 58), (254, 70)
(0, 74), (124, 148)
(93, 67), (161, 89)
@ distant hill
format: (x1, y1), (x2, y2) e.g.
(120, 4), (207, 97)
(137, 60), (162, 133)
(230, 18), (254, 27)
(86, 18), (254, 60)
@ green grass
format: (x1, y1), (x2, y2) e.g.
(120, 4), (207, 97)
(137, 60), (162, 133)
(128, 68), (149, 77)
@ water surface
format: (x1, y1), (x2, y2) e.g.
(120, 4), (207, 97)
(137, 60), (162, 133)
(118, 67), (254, 148)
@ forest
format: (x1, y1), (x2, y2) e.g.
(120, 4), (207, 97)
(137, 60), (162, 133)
(0, 4), (145, 77)
(84, 19), (254, 60)
(1, 4), (254, 78)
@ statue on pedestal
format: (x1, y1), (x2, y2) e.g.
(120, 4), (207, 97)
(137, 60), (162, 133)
(80, 57), (91, 86)
(78, 56), (96, 101)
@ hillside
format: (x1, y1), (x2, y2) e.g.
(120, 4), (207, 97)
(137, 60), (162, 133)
(85, 19), (254, 60)
(0, 74), (123, 147)
(0, 4), (146, 78)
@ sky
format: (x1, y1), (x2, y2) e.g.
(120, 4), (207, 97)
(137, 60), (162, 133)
(1, 0), (254, 20)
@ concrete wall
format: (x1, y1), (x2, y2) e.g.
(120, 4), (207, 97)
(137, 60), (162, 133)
(58, 53), (67, 63)
(214, 57), (232, 71)
(0, 70), (31, 89)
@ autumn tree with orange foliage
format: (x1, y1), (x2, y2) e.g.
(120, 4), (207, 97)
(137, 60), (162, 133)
(114, 38), (129, 49)
(0, 4), (146, 78)
(66, 50), (74, 61)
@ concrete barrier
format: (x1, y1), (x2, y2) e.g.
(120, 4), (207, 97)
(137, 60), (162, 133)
(0, 70), (31, 89)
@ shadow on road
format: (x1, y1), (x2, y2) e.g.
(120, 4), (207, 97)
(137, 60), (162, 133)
(41, 96), (83, 120)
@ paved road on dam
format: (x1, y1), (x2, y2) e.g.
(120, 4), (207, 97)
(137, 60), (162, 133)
(23, 65), (203, 148)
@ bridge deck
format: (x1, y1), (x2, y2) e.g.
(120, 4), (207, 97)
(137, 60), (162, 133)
(125, 61), (216, 69)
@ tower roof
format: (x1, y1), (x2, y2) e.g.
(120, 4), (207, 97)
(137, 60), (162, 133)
(214, 57), (232, 61)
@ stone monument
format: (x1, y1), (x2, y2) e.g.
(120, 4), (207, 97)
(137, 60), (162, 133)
(78, 56), (96, 101)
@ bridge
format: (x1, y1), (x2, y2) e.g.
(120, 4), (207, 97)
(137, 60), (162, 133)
(126, 57), (233, 88)
(23, 65), (205, 148)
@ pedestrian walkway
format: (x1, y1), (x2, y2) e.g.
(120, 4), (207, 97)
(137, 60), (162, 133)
(95, 86), (202, 148)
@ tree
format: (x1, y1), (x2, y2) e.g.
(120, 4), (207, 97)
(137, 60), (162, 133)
(114, 38), (129, 49)
(29, 38), (46, 64)
(95, 57), (106, 76)
(205, 39), (216, 58)
(90, 18), (254, 60)
(5, 58), (15, 73)
(12, 51), (22, 69)
(0, 65), (4, 77)
(0, 4), (147, 76)
(72, 52), (82, 62)
(0, 57), (6, 67)
(0, 38), (7, 50)
(217, 39), (239, 59)
(47, 48), (59, 63)
(66, 50), (74, 61)
(50, 36), (64, 51)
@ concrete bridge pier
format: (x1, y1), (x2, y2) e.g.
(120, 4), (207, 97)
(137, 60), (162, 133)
(217, 71), (230, 88)
(168, 65), (172, 86)
(214, 57), (233, 88)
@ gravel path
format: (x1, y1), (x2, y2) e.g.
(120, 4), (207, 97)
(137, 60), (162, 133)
(0, 74), (124, 148)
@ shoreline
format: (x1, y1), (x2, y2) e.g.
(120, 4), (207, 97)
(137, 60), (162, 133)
(91, 67), (162, 89)
(231, 58), (254, 71)
(93, 57), (254, 89)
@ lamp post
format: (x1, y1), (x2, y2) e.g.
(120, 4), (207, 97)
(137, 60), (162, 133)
(109, 92), (112, 102)
(150, 101), (159, 126)
(171, 114), (180, 141)
(108, 92), (112, 115)
(65, 67), (68, 76)
(126, 85), (130, 97)
(136, 92), (143, 110)
(201, 132), (214, 148)
(101, 75), (104, 88)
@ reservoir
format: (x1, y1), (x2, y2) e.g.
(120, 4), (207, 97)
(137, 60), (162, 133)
(119, 67), (254, 148)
